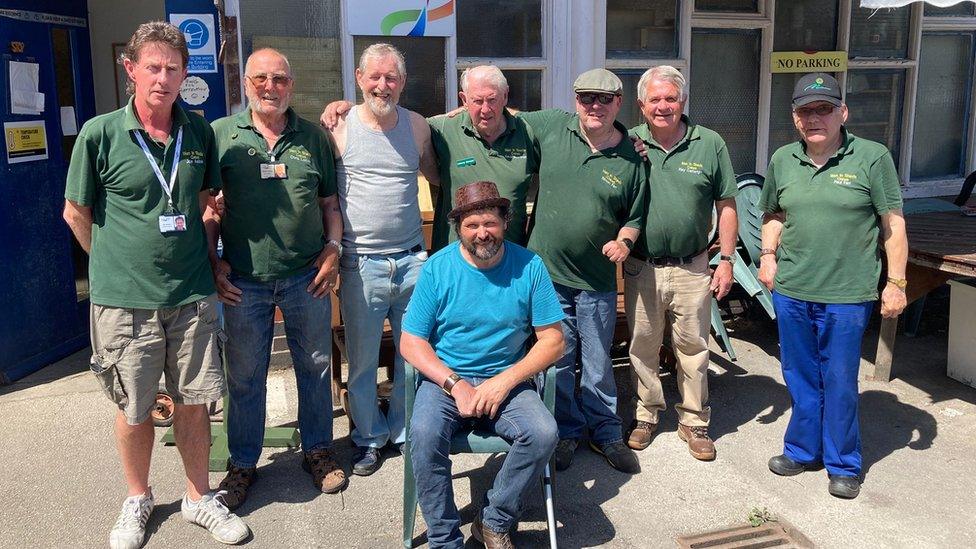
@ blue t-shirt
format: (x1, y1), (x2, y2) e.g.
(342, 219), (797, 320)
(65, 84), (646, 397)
(402, 242), (565, 378)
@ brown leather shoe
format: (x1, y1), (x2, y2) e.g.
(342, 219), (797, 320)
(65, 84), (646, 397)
(626, 420), (657, 450)
(303, 448), (348, 494)
(471, 513), (515, 549)
(215, 465), (257, 511)
(677, 424), (716, 461)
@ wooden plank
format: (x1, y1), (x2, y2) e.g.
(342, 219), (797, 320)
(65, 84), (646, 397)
(871, 317), (899, 382)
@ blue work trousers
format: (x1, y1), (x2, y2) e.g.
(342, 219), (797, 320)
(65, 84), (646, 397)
(773, 291), (873, 478)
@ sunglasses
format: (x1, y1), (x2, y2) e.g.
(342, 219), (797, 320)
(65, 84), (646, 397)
(795, 104), (836, 117)
(246, 73), (293, 87)
(577, 93), (616, 105)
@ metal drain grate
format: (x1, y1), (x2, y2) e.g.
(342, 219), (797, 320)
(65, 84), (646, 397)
(676, 520), (815, 549)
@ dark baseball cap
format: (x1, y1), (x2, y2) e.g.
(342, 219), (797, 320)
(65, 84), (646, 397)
(792, 73), (843, 108)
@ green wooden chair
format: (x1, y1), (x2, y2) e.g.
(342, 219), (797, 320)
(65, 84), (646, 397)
(402, 364), (559, 549)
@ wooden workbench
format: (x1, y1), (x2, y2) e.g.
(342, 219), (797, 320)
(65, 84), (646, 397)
(870, 211), (976, 381)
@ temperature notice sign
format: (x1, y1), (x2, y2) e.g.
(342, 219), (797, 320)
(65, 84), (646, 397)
(5, 120), (48, 163)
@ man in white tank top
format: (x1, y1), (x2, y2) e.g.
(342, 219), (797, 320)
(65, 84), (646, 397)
(325, 43), (440, 477)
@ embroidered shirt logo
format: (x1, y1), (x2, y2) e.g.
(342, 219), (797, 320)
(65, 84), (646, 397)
(601, 169), (622, 189)
(829, 172), (857, 186)
(287, 146), (312, 163)
(678, 161), (703, 175)
(182, 150), (205, 164)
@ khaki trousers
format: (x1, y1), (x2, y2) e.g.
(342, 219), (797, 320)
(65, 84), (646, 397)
(623, 253), (712, 427)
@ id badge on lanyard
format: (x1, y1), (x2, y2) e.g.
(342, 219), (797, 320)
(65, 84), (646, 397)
(134, 127), (187, 234)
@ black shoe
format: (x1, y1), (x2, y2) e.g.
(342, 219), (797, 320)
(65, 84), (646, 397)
(768, 454), (817, 476)
(352, 446), (382, 476)
(589, 441), (641, 474)
(828, 475), (861, 499)
(554, 439), (577, 471)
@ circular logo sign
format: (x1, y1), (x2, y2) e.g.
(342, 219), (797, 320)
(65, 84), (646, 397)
(178, 19), (209, 50)
(180, 76), (210, 106)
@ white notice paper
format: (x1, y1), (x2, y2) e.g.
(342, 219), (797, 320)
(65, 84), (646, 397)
(9, 61), (43, 114)
(60, 106), (78, 136)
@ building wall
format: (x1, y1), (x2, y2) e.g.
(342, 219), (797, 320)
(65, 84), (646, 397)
(87, 0), (164, 115)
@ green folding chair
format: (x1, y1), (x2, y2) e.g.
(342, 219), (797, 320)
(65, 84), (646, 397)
(402, 364), (559, 549)
(732, 173), (776, 320)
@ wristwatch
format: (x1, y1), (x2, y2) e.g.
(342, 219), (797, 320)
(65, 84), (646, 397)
(619, 238), (634, 250)
(442, 373), (461, 396)
(719, 254), (736, 264)
(326, 239), (343, 256)
(759, 248), (776, 257)
(887, 277), (908, 290)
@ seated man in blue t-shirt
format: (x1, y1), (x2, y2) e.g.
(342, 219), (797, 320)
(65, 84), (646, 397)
(401, 181), (565, 549)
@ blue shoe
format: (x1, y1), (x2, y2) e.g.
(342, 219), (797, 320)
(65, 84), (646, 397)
(352, 446), (381, 476)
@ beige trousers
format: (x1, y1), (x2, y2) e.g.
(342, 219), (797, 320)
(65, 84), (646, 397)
(623, 253), (712, 427)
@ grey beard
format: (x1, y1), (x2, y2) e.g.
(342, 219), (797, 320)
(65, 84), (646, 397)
(464, 238), (501, 261)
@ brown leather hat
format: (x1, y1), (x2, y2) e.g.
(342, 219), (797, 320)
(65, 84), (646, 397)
(448, 180), (511, 220)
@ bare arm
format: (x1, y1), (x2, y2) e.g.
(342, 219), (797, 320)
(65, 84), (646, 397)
(412, 111), (441, 187)
(880, 210), (908, 318)
(320, 100), (355, 130)
(472, 323), (564, 418)
(401, 331), (479, 417)
(758, 212), (785, 291)
(62, 200), (93, 254)
(203, 191), (243, 305)
(711, 198), (738, 299)
(307, 194), (343, 298)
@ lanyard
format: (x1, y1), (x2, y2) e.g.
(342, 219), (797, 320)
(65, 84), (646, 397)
(133, 126), (183, 211)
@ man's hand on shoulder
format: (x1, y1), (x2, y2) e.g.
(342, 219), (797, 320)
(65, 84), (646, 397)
(320, 99), (354, 130)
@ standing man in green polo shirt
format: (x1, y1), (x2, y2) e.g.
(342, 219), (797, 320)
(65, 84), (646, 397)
(758, 73), (907, 499)
(62, 21), (248, 549)
(623, 66), (738, 461)
(427, 65), (539, 251)
(209, 48), (347, 509)
(520, 69), (647, 474)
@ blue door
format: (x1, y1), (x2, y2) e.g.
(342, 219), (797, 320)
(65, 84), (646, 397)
(0, 2), (96, 382)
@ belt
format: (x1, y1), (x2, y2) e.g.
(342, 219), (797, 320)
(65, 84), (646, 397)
(630, 251), (702, 266)
(406, 244), (423, 253)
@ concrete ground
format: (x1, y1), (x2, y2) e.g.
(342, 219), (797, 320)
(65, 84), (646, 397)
(2, 289), (974, 549)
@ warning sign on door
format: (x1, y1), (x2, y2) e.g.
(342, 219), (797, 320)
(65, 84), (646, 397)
(5, 120), (48, 164)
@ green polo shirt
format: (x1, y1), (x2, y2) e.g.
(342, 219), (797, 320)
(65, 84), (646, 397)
(212, 107), (337, 281)
(758, 129), (903, 303)
(428, 110), (538, 251)
(64, 97), (220, 309)
(630, 116), (738, 258)
(520, 109), (648, 292)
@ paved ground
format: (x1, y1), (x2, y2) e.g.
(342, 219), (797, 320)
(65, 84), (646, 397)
(2, 289), (974, 548)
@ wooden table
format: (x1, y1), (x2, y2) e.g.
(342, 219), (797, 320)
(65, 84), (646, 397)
(870, 211), (976, 381)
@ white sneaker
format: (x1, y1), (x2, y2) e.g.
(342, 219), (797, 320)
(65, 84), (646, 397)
(109, 489), (154, 549)
(181, 492), (249, 544)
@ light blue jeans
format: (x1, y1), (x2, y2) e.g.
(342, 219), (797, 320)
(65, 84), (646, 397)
(410, 377), (558, 547)
(340, 248), (426, 448)
(553, 283), (623, 445)
(224, 268), (333, 468)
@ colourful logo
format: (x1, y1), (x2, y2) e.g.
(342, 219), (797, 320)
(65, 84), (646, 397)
(381, 1), (454, 36)
(804, 77), (831, 92)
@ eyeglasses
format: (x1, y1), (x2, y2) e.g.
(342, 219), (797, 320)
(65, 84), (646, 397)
(246, 73), (292, 87)
(577, 93), (616, 106)
(795, 104), (836, 117)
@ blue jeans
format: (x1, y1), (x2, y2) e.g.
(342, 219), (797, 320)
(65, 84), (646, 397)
(772, 291), (873, 478)
(224, 268), (333, 468)
(410, 377), (558, 548)
(340, 249), (426, 448)
(552, 283), (622, 445)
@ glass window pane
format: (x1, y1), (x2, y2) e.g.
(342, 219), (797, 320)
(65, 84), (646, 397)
(456, 69), (542, 111)
(353, 36), (445, 118)
(850, 5), (911, 59)
(240, 0), (342, 122)
(606, 0), (678, 59)
(695, 0), (758, 13)
(768, 74), (808, 158)
(774, 0), (838, 51)
(457, 0), (541, 57)
(912, 34), (974, 179)
(925, 4), (975, 17)
(690, 30), (760, 174)
(611, 70), (651, 129)
(845, 70), (906, 165)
